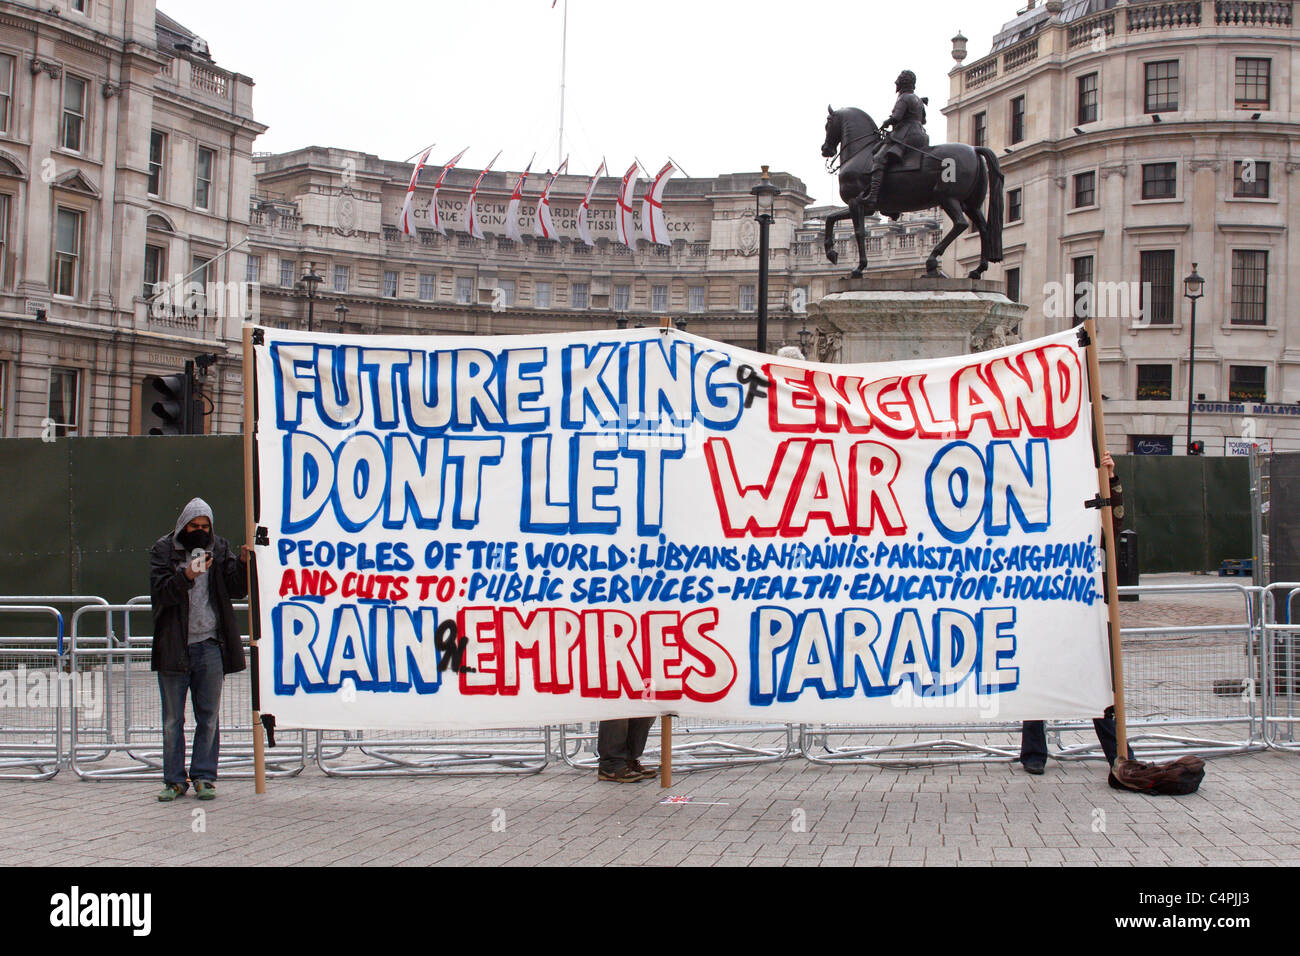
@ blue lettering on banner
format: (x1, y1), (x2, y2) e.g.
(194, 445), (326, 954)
(281, 432), (504, 534)
(748, 605), (1020, 704)
(272, 601), (443, 694)
(924, 440), (1051, 544)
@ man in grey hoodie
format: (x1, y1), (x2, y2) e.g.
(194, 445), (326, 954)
(149, 498), (249, 802)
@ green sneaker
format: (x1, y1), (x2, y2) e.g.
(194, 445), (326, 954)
(157, 783), (184, 802)
(194, 781), (216, 801)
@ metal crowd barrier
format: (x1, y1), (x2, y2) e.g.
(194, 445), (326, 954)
(1050, 583), (1266, 761)
(70, 604), (308, 781)
(798, 582), (1270, 766)
(3, 581), (1297, 783)
(0, 606), (66, 780)
(799, 721), (1024, 767)
(314, 726), (552, 776)
(558, 717), (796, 774)
(1261, 583), (1300, 751)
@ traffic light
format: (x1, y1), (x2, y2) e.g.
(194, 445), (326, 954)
(1188, 440), (1205, 456)
(141, 365), (201, 435)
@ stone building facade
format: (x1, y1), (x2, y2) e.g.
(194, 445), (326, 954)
(0, 1), (264, 439)
(246, 148), (939, 381)
(942, 0), (1300, 454)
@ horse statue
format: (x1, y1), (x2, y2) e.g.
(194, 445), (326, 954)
(821, 104), (1004, 279)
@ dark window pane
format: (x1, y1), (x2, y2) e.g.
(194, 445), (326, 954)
(1229, 365), (1266, 403)
(1072, 255), (1094, 320)
(1233, 160), (1269, 198)
(1077, 72), (1098, 124)
(1073, 171), (1096, 208)
(1008, 188), (1022, 222)
(1137, 364), (1172, 400)
(1235, 58), (1270, 108)
(1141, 162), (1177, 199)
(148, 130), (164, 196)
(973, 112), (986, 148)
(1144, 60), (1178, 113)
(1005, 267), (1020, 303)
(1139, 250), (1175, 325)
(1231, 250), (1267, 325)
(1010, 97), (1025, 144)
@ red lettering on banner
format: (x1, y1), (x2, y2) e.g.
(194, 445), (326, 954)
(703, 437), (908, 539)
(766, 344), (1084, 440)
(279, 568), (339, 598)
(454, 606), (735, 700)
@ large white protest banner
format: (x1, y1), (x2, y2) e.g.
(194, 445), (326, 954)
(247, 325), (1114, 730)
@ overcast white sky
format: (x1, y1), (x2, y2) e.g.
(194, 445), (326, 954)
(161, 0), (1014, 205)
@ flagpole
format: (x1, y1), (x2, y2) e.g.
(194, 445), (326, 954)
(403, 141), (437, 165)
(558, 0), (568, 168)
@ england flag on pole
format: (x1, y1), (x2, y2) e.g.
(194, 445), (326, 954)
(533, 156), (568, 239)
(466, 150), (501, 240)
(576, 158), (605, 246)
(615, 161), (639, 249)
(428, 146), (468, 236)
(640, 160), (676, 245)
(397, 146), (432, 236)
(504, 155), (535, 243)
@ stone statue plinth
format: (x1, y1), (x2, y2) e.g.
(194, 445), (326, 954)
(806, 276), (1028, 364)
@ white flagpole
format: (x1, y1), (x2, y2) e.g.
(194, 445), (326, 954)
(403, 140), (437, 165)
(558, 0), (568, 168)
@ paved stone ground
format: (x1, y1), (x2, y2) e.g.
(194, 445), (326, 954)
(1, 574), (1296, 867)
(1, 745), (1296, 867)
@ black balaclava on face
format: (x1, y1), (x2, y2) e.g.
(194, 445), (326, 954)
(177, 526), (212, 551)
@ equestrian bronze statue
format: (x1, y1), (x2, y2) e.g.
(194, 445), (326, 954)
(821, 70), (1004, 279)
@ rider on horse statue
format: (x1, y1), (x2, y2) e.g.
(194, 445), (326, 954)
(864, 70), (929, 215)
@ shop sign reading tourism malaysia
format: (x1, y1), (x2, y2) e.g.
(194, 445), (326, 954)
(247, 325), (1113, 730)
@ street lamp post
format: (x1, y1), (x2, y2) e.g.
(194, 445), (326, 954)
(751, 166), (780, 353)
(798, 323), (812, 360)
(298, 262), (323, 332)
(334, 302), (349, 332)
(1183, 263), (1205, 455)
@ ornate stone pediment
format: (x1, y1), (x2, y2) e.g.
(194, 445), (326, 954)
(52, 169), (100, 198)
(0, 150), (26, 178)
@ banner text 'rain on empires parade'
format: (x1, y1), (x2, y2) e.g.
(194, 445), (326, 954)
(251, 327), (1113, 729)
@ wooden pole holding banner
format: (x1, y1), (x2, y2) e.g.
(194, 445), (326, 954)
(658, 313), (674, 788)
(242, 324), (267, 794)
(660, 715), (672, 789)
(1081, 317), (1129, 758)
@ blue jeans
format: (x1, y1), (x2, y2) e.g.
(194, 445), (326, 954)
(158, 639), (224, 787)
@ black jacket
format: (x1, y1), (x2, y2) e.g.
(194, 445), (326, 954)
(149, 532), (248, 674)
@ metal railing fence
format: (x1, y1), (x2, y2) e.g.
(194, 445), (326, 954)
(0, 584), (1294, 783)
(0, 606), (66, 779)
